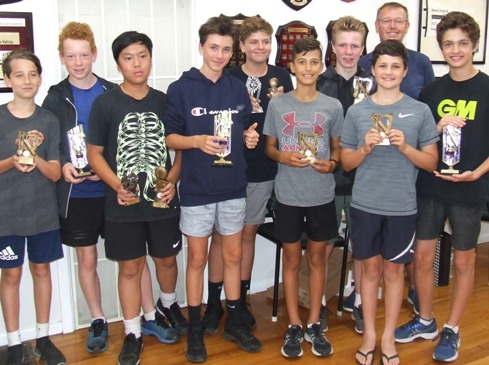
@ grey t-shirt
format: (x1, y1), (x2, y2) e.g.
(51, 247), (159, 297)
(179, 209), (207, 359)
(0, 104), (60, 236)
(264, 91), (344, 207)
(340, 95), (439, 215)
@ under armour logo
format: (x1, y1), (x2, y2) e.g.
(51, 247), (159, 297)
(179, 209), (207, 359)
(282, 112), (326, 137)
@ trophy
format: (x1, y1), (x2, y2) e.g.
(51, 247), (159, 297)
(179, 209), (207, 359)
(152, 166), (169, 208)
(298, 132), (318, 164)
(67, 125), (93, 177)
(213, 112), (233, 166)
(246, 75), (263, 113)
(372, 113), (393, 146)
(353, 76), (373, 104)
(268, 77), (280, 95)
(121, 172), (140, 205)
(440, 125), (461, 174)
(17, 131), (40, 165)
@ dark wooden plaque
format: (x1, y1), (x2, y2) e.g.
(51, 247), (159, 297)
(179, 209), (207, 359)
(221, 13), (260, 69)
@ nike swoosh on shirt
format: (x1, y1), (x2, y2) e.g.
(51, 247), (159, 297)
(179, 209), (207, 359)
(398, 113), (414, 118)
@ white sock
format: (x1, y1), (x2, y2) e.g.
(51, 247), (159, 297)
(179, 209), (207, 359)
(321, 295), (327, 306)
(7, 330), (21, 347)
(444, 324), (459, 334)
(419, 317), (433, 326)
(160, 291), (176, 309)
(36, 323), (49, 339)
(354, 292), (361, 307)
(307, 322), (320, 328)
(143, 309), (156, 322)
(123, 316), (141, 338)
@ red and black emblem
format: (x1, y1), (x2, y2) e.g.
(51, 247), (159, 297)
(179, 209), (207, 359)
(282, 0), (313, 11)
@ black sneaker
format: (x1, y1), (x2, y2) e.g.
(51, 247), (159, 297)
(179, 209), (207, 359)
(319, 305), (328, 332)
(6, 344), (24, 365)
(118, 333), (143, 365)
(202, 302), (224, 335)
(86, 319), (109, 353)
(223, 323), (262, 353)
(186, 329), (207, 363)
(241, 304), (257, 329)
(156, 299), (189, 335)
(34, 337), (66, 365)
(281, 325), (304, 358)
(304, 323), (333, 357)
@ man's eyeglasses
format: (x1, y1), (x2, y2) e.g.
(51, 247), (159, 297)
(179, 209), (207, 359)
(377, 18), (408, 26)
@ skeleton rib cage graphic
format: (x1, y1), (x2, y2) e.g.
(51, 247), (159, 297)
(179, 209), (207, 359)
(117, 112), (167, 202)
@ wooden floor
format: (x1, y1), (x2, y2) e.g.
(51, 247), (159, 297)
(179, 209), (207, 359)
(46, 243), (489, 365)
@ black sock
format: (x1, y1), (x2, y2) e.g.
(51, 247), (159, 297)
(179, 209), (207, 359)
(226, 299), (241, 327)
(240, 279), (251, 307)
(188, 304), (202, 331)
(207, 281), (223, 305)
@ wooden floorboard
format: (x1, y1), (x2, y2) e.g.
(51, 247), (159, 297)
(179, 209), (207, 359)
(36, 243), (489, 364)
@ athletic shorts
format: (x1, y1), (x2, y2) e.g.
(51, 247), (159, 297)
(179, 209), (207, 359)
(104, 215), (182, 261)
(350, 207), (415, 263)
(0, 230), (63, 268)
(416, 198), (482, 251)
(60, 197), (105, 247)
(274, 200), (338, 244)
(245, 181), (274, 225)
(180, 198), (245, 237)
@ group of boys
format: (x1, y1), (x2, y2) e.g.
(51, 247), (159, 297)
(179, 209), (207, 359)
(1, 3), (488, 365)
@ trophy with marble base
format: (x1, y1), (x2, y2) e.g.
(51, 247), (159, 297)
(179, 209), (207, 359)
(246, 75), (263, 113)
(17, 131), (40, 165)
(213, 111), (233, 166)
(372, 113), (393, 146)
(121, 172), (140, 206)
(298, 132), (318, 164)
(353, 76), (373, 104)
(440, 125), (461, 174)
(67, 125), (93, 177)
(153, 166), (169, 208)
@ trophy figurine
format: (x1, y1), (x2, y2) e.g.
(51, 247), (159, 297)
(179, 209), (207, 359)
(213, 111), (233, 166)
(353, 76), (373, 104)
(372, 113), (393, 146)
(121, 172), (140, 205)
(298, 132), (319, 164)
(17, 131), (41, 165)
(268, 77), (280, 96)
(153, 166), (169, 208)
(67, 125), (93, 177)
(440, 125), (461, 174)
(245, 75), (263, 113)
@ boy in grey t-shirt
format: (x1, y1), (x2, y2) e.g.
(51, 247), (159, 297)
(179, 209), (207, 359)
(264, 37), (343, 359)
(340, 40), (438, 365)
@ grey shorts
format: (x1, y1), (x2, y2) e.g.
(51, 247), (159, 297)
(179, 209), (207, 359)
(245, 181), (274, 225)
(180, 198), (246, 237)
(416, 198), (482, 250)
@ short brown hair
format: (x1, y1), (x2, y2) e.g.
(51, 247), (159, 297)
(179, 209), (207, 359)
(198, 15), (236, 45)
(239, 16), (273, 43)
(2, 47), (42, 77)
(58, 21), (96, 54)
(292, 37), (323, 61)
(436, 11), (480, 48)
(332, 16), (367, 45)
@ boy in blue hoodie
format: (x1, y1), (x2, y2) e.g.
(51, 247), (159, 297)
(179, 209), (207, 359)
(165, 15), (261, 363)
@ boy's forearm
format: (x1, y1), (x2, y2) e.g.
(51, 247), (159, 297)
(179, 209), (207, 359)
(0, 156), (15, 174)
(166, 134), (199, 150)
(35, 157), (61, 182)
(167, 149), (182, 184)
(87, 145), (121, 192)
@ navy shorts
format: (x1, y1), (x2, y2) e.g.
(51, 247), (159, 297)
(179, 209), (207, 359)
(274, 200), (338, 244)
(350, 207), (415, 263)
(60, 197), (105, 247)
(0, 230), (63, 268)
(104, 215), (182, 261)
(416, 198), (482, 250)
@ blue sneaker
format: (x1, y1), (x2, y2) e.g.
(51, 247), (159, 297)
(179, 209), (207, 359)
(395, 316), (438, 343)
(433, 327), (460, 362)
(343, 290), (355, 313)
(86, 319), (109, 353)
(407, 288), (420, 315)
(141, 314), (179, 344)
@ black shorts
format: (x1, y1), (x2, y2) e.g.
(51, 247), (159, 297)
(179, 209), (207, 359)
(60, 198), (105, 247)
(350, 207), (415, 263)
(104, 215), (182, 261)
(274, 200), (338, 244)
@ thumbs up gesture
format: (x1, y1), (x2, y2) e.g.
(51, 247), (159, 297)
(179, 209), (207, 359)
(244, 122), (259, 149)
